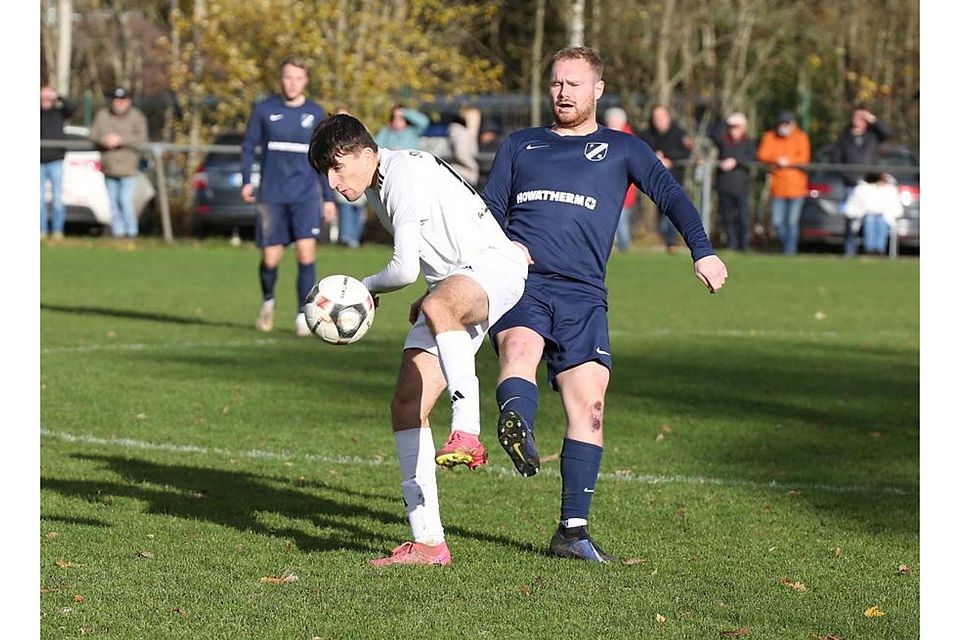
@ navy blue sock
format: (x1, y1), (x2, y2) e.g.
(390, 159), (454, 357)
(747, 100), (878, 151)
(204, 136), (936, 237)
(496, 377), (538, 431)
(560, 438), (603, 524)
(259, 262), (278, 301)
(297, 261), (315, 313)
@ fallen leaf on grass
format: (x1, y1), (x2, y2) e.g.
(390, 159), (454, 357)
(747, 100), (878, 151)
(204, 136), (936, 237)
(656, 613), (666, 624)
(813, 634), (845, 640)
(897, 564), (912, 574)
(614, 468), (633, 477)
(720, 627), (750, 637)
(659, 423), (672, 434)
(137, 550), (155, 559)
(53, 559), (81, 569)
(833, 547), (843, 558)
(40, 587), (58, 594)
(73, 594), (85, 603)
(172, 608), (189, 617)
(869, 431), (883, 438)
(136, 412), (148, 420)
(623, 557), (645, 566)
(655, 433), (666, 443)
(260, 570), (299, 584)
(45, 531), (59, 540)
(541, 453), (559, 463)
(779, 577), (807, 592)
(864, 606), (886, 618)
(814, 311), (827, 321)
(518, 585), (532, 597)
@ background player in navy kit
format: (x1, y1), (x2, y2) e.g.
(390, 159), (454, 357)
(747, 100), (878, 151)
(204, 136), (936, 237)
(482, 47), (728, 562)
(241, 57), (337, 336)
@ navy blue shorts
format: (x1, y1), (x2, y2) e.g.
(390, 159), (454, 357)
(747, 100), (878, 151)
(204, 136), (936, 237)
(489, 273), (612, 390)
(255, 199), (321, 248)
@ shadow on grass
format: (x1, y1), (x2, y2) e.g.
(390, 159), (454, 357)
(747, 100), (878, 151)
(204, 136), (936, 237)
(40, 303), (243, 329)
(608, 335), (919, 534)
(41, 454), (535, 555)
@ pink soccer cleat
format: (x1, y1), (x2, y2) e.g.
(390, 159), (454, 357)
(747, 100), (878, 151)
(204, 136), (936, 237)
(435, 430), (488, 469)
(369, 541), (452, 567)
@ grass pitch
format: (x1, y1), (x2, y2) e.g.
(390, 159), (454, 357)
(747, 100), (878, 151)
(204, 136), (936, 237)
(40, 240), (919, 639)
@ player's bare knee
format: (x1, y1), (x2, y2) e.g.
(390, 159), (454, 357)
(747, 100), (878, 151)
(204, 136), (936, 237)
(420, 295), (455, 332)
(390, 391), (423, 428)
(588, 400), (605, 433)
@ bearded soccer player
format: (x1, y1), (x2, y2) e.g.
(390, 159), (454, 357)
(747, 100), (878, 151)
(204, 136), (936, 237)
(241, 57), (337, 336)
(308, 114), (527, 566)
(481, 47), (728, 562)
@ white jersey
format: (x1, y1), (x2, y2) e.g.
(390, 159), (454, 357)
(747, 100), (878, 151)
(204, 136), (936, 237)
(362, 148), (519, 293)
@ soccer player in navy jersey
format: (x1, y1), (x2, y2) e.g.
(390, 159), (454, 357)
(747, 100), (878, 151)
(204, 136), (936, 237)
(241, 58), (337, 336)
(481, 46), (728, 562)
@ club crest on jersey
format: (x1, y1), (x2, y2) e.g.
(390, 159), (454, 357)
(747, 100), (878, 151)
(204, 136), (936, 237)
(584, 142), (609, 162)
(300, 113), (315, 128)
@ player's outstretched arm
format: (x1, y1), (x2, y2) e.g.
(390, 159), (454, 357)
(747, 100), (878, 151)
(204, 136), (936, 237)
(694, 255), (728, 293)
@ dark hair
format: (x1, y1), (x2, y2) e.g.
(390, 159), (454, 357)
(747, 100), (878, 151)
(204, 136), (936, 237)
(863, 172), (883, 184)
(308, 114), (378, 175)
(551, 46), (604, 80)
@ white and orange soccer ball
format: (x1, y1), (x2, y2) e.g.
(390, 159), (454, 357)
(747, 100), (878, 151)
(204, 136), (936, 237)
(303, 275), (376, 344)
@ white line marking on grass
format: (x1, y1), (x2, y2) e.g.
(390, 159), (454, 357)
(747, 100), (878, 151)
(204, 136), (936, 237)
(610, 328), (915, 340)
(41, 337), (278, 355)
(41, 428), (917, 497)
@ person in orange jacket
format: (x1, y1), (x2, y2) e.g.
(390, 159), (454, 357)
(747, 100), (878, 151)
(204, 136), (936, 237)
(756, 111), (810, 254)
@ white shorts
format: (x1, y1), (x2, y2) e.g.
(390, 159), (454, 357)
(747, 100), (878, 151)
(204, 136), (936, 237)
(403, 245), (527, 355)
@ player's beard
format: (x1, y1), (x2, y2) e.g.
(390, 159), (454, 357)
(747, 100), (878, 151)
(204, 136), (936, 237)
(552, 99), (596, 130)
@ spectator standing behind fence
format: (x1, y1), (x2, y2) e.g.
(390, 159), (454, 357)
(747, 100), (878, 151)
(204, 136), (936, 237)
(640, 105), (693, 253)
(604, 107), (639, 252)
(447, 106), (481, 186)
(40, 85), (75, 241)
(708, 112), (756, 252)
(90, 87), (148, 238)
(842, 172), (903, 256)
(241, 57), (337, 336)
(374, 105), (430, 150)
(756, 111), (810, 255)
(831, 104), (892, 190)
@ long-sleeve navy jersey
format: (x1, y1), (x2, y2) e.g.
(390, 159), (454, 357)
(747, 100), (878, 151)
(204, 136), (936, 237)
(241, 95), (333, 204)
(482, 125), (715, 295)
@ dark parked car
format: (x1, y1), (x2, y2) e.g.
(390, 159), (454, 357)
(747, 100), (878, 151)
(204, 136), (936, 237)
(191, 133), (259, 237)
(799, 143), (919, 252)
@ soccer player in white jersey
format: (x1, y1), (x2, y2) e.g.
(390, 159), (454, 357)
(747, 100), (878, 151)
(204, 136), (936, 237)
(308, 114), (528, 566)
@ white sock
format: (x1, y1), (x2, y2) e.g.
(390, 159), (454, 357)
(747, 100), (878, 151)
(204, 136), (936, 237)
(562, 518), (588, 529)
(395, 428), (445, 545)
(434, 331), (481, 435)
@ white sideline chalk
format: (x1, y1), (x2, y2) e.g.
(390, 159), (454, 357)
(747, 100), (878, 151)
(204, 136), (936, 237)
(40, 428), (916, 497)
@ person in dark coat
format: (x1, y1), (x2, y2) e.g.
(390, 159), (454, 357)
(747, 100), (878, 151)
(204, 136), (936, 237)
(709, 112), (756, 251)
(831, 104), (892, 188)
(640, 104), (693, 252)
(40, 85), (75, 239)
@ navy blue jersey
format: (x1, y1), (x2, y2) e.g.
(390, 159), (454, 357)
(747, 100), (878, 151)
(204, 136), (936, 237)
(241, 95), (333, 204)
(482, 126), (714, 294)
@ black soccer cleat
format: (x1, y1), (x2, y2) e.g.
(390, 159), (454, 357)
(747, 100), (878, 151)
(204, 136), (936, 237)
(548, 525), (614, 563)
(497, 409), (540, 477)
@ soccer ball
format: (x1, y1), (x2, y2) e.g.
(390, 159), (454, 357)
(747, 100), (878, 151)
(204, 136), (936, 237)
(303, 275), (376, 344)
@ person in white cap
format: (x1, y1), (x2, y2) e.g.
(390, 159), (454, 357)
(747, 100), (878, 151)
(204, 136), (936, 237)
(709, 112), (756, 251)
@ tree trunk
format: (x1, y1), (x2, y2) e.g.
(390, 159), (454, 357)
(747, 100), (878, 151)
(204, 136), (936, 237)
(57, 0), (73, 95)
(568, 0), (585, 47)
(653, 0), (676, 106)
(530, 0), (545, 127)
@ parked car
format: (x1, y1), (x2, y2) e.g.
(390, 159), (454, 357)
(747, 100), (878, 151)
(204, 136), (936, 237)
(798, 143), (919, 252)
(191, 133), (260, 237)
(49, 126), (156, 233)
